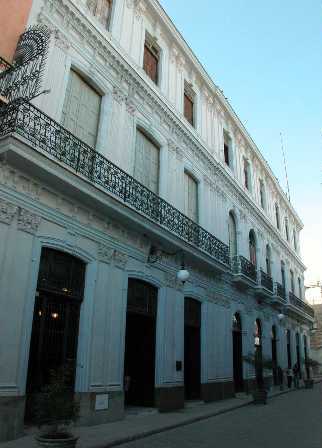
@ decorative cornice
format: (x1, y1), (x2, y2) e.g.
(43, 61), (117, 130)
(17, 208), (41, 235)
(0, 199), (18, 225)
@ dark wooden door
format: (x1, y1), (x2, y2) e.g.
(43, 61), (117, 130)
(233, 330), (244, 392)
(124, 279), (158, 407)
(184, 298), (201, 400)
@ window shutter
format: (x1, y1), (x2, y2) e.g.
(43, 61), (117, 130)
(134, 130), (159, 194)
(224, 143), (229, 165)
(184, 172), (198, 222)
(62, 70), (101, 148)
(143, 44), (158, 84)
(228, 214), (237, 257)
(184, 93), (194, 125)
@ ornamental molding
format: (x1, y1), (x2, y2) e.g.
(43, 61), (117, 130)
(38, 0), (304, 270)
(17, 208), (41, 235)
(0, 199), (18, 225)
(98, 244), (114, 264)
(164, 272), (178, 289)
(113, 250), (128, 269)
(112, 86), (126, 105)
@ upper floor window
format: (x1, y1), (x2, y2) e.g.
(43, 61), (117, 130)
(87, 0), (112, 29)
(61, 70), (101, 148)
(228, 212), (237, 258)
(290, 269), (295, 293)
(223, 131), (232, 168)
(298, 277), (302, 299)
(143, 34), (160, 85)
(184, 82), (195, 126)
(285, 218), (290, 242)
(249, 230), (257, 266)
(265, 244), (272, 276)
(293, 229), (297, 251)
(134, 129), (160, 194)
(275, 203), (280, 230)
(281, 261), (286, 289)
(243, 158), (251, 191)
(259, 179), (266, 210)
(184, 171), (198, 222)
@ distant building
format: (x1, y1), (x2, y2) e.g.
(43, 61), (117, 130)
(306, 283), (322, 372)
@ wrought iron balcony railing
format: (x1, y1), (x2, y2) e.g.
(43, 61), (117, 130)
(232, 255), (257, 282)
(274, 282), (286, 302)
(0, 26), (50, 103)
(289, 291), (314, 318)
(0, 56), (12, 73)
(0, 101), (230, 267)
(259, 269), (273, 292)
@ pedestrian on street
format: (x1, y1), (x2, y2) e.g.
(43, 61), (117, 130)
(286, 368), (293, 388)
(293, 363), (300, 389)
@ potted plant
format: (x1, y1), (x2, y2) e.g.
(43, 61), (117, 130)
(243, 353), (273, 404)
(304, 358), (320, 389)
(33, 365), (80, 447)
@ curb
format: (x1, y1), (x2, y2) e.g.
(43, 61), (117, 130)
(97, 400), (252, 448)
(96, 386), (305, 448)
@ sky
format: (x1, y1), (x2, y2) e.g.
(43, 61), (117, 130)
(159, 0), (322, 285)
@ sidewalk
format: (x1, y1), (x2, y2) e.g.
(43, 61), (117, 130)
(0, 386), (305, 448)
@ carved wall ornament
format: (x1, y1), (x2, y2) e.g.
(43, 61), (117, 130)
(0, 199), (18, 225)
(17, 208), (41, 235)
(114, 251), (128, 269)
(98, 244), (114, 264)
(112, 86), (126, 104)
(54, 29), (70, 52)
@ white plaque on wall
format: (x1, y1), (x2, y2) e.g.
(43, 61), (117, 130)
(95, 394), (109, 411)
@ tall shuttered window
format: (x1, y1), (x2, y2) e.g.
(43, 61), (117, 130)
(184, 83), (195, 126)
(87, 0), (112, 29)
(61, 70), (101, 148)
(134, 130), (160, 194)
(143, 39), (159, 85)
(184, 172), (198, 222)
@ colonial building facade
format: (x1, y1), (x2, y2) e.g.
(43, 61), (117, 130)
(0, 0), (314, 441)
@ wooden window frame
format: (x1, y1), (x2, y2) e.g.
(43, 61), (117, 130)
(143, 35), (160, 85)
(184, 82), (195, 127)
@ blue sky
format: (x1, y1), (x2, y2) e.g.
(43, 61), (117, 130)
(159, 0), (322, 284)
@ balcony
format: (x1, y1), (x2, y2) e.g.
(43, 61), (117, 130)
(288, 291), (315, 320)
(232, 255), (257, 289)
(0, 101), (231, 270)
(255, 269), (274, 300)
(272, 282), (287, 304)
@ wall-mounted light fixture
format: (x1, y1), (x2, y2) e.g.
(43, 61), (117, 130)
(147, 246), (190, 284)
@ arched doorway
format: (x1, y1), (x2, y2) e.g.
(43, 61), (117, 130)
(254, 319), (263, 387)
(184, 298), (201, 400)
(124, 279), (158, 407)
(271, 325), (278, 385)
(232, 313), (244, 392)
(286, 330), (292, 369)
(25, 248), (86, 422)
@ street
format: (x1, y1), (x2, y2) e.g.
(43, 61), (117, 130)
(120, 384), (322, 448)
